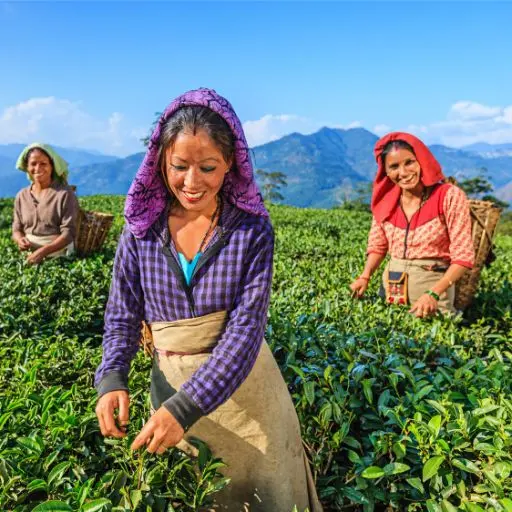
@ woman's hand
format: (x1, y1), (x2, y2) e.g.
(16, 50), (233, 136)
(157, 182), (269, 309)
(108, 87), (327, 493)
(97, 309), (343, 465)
(131, 407), (185, 455)
(410, 293), (438, 318)
(350, 277), (369, 298)
(95, 390), (130, 438)
(26, 247), (48, 265)
(16, 236), (31, 251)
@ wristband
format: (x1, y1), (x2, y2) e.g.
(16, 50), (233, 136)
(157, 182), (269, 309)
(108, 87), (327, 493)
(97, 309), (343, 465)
(425, 290), (440, 301)
(358, 275), (370, 281)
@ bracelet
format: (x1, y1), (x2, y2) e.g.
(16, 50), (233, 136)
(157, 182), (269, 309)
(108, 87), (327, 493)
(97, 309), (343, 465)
(425, 290), (440, 301)
(358, 275), (370, 281)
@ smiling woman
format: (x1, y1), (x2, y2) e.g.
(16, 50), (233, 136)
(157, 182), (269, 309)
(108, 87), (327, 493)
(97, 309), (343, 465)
(350, 132), (475, 317)
(12, 143), (79, 264)
(94, 88), (322, 511)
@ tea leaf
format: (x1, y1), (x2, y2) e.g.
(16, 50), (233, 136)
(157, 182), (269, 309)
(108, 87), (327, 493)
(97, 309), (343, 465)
(423, 456), (445, 482)
(361, 466), (385, 479)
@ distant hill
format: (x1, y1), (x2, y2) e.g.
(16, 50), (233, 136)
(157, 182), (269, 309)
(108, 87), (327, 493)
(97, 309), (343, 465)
(71, 153), (145, 196)
(462, 142), (512, 158)
(2, 134), (512, 208)
(251, 129), (512, 207)
(252, 127), (378, 207)
(428, 145), (512, 186)
(496, 181), (512, 203)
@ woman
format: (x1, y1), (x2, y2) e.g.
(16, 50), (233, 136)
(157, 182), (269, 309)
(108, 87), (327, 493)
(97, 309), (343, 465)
(94, 88), (322, 511)
(350, 132), (474, 316)
(12, 143), (79, 264)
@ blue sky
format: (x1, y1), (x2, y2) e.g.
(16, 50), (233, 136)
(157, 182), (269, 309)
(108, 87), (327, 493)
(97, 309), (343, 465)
(1, 1), (511, 156)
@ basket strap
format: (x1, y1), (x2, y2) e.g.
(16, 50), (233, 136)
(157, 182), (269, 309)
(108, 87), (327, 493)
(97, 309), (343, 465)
(469, 207), (495, 246)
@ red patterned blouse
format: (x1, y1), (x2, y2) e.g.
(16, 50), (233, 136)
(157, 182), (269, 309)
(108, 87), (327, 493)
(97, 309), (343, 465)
(367, 183), (474, 268)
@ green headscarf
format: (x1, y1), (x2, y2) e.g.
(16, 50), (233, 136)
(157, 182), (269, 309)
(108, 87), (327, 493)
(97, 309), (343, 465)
(16, 143), (69, 183)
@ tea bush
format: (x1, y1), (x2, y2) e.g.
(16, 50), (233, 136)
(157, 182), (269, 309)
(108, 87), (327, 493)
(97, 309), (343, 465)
(0, 197), (510, 511)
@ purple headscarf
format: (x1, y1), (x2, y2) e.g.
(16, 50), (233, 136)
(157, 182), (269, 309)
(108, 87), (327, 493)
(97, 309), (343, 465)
(125, 88), (268, 238)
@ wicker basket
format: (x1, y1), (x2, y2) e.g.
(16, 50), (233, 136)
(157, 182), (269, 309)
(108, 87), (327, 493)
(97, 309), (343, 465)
(454, 200), (502, 310)
(75, 209), (114, 257)
(140, 321), (154, 357)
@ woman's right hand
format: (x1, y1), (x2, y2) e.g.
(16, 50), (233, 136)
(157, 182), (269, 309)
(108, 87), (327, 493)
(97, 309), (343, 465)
(95, 390), (130, 438)
(16, 236), (31, 251)
(350, 277), (369, 298)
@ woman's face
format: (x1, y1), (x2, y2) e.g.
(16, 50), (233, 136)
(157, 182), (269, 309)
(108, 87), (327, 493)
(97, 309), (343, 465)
(384, 148), (422, 191)
(163, 129), (231, 214)
(27, 149), (53, 186)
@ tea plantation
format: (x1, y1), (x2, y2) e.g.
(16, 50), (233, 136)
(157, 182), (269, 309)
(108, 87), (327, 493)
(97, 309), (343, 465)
(0, 196), (510, 511)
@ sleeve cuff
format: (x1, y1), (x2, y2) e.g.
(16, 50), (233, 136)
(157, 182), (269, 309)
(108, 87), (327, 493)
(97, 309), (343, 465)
(451, 260), (474, 269)
(95, 371), (128, 397)
(60, 229), (74, 242)
(163, 390), (204, 431)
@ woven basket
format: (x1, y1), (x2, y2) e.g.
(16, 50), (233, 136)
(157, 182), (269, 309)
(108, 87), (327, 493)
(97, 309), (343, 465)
(140, 321), (154, 357)
(454, 199), (502, 310)
(75, 209), (114, 257)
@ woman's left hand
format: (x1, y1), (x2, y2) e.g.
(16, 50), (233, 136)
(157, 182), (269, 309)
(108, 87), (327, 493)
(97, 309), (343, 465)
(26, 247), (47, 265)
(131, 407), (185, 454)
(410, 293), (438, 318)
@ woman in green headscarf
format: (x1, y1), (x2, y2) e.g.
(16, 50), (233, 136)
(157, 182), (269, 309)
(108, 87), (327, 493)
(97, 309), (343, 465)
(12, 143), (79, 264)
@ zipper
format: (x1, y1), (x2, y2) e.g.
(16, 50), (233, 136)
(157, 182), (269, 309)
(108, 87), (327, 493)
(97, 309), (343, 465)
(160, 245), (197, 317)
(403, 218), (410, 259)
(400, 191), (427, 259)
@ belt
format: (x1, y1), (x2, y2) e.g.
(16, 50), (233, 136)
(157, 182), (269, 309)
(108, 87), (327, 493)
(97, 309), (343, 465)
(155, 347), (213, 357)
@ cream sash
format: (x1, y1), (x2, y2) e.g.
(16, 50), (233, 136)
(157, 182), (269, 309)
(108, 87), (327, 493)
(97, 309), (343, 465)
(25, 233), (74, 258)
(150, 311), (323, 512)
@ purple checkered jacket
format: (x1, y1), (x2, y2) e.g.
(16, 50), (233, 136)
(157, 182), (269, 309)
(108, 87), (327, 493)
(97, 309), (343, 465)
(94, 200), (274, 429)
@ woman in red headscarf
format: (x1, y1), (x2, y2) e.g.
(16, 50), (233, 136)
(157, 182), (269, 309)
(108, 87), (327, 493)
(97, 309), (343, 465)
(350, 132), (474, 316)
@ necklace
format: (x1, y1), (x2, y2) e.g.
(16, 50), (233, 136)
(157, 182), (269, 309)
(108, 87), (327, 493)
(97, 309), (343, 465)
(197, 196), (222, 254)
(388, 187), (430, 284)
(169, 195), (223, 256)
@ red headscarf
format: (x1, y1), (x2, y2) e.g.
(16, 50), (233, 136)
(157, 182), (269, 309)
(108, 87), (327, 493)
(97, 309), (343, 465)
(371, 132), (445, 222)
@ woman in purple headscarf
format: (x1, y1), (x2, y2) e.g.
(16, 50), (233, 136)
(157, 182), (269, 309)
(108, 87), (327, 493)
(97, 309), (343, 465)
(94, 89), (322, 511)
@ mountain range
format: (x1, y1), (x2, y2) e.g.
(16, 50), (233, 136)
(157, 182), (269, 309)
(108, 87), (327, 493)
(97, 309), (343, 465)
(1, 130), (512, 206)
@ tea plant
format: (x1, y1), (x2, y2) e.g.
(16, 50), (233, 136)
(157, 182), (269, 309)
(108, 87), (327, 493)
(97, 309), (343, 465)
(0, 196), (510, 511)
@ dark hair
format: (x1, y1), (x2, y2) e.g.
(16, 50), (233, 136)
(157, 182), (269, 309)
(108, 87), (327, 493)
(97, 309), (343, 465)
(380, 140), (415, 166)
(157, 106), (235, 170)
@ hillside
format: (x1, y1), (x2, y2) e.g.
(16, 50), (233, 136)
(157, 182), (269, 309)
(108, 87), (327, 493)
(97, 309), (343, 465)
(2, 134), (512, 208)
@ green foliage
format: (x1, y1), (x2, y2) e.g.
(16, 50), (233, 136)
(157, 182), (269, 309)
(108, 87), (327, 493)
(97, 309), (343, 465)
(498, 211), (512, 237)
(0, 197), (511, 511)
(458, 172), (494, 197)
(457, 170), (510, 209)
(256, 169), (288, 203)
(337, 182), (372, 212)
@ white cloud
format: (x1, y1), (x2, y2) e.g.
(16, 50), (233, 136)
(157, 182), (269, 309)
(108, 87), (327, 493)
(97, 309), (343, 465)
(373, 124), (391, 136)
(407, 101), (512, 147)
(242, 114), (322, 147)
(448, 101), (501, 121)
(0, 97), (145, 156)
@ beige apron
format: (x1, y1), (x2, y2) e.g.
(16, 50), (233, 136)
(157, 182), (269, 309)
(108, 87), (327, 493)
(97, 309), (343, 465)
(383, 257), (455, 313)
(25, 233), (74, 258)
(150, 311), (323, 512)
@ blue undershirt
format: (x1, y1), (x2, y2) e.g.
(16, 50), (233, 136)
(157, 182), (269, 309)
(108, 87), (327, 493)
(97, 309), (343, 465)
(178, 252), (202, 285)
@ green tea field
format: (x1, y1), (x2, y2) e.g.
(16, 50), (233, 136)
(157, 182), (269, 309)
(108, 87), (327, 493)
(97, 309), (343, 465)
(0, 196), (510, 511)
